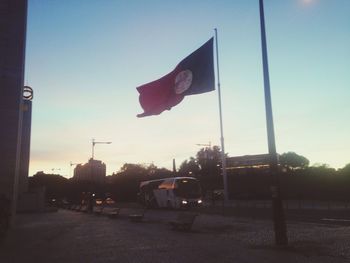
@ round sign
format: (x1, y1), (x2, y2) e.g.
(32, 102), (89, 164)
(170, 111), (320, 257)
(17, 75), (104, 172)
(23, 86), (33, 101)
(174, 70), (193, 94)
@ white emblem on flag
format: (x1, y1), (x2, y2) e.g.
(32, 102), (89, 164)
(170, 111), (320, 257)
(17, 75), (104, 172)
(174, 70), (193, 94)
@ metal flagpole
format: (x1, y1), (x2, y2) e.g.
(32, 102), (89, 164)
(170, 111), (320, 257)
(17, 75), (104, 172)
(259, 0), (288, 246)
(214, 28), (228, 203)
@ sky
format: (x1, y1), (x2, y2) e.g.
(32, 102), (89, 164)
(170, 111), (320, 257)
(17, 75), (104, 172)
(25, 0), (350, 177)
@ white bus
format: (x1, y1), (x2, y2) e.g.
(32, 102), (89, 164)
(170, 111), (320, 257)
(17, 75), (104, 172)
(139, 177), (202, 209)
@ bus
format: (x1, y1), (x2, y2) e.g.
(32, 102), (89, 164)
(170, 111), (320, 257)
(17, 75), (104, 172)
(139, 177), (202, 209)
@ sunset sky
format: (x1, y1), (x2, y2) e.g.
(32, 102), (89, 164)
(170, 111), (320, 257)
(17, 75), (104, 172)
(25, 0), (350, 177)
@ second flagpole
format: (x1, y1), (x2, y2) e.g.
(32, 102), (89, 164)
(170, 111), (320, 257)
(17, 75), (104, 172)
(214, 28), (229, 204)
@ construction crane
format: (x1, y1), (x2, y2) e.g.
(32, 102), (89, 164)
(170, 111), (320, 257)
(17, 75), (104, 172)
(91, 138), (112, 159)
(69, 161), (81, 177)
(70, 161), (81, 167)
(51, 168), (61, 174)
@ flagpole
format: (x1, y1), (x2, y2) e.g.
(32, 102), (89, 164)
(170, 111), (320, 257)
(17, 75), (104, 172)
(214, 28), (228, 203)
(259, 0), (288, 246)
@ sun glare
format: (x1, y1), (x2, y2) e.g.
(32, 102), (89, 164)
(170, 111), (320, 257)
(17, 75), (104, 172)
(301, 0), (317, 6)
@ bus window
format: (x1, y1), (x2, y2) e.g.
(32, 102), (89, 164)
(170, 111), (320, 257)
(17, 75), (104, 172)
(175, 179), (201, 198)
(158, 179), (173, 190)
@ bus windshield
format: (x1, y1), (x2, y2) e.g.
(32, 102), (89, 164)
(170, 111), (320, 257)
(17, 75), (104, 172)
(175, 179), (201, 198)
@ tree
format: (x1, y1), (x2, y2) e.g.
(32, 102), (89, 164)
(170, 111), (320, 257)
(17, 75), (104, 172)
(108, 163), (173, 201)
(339, 163), (350, 177)
(29, 171), (69, 202)
(195, 146), (224, 192)
(279, 152), (309, 170)
(119, 163), (148, 176)
(179, 157), (200, 176)
(196, 146), (222, 170)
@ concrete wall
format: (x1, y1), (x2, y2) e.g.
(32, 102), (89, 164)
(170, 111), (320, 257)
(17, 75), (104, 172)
(17, 187), (46, 213)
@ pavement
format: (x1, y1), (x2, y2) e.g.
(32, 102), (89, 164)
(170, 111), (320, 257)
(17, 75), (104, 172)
(0, 206), (350, 263)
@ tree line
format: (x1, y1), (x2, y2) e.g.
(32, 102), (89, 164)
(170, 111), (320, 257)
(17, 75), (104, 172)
(29, 149), (350, 204)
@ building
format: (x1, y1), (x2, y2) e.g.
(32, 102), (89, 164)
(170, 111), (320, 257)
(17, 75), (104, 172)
(0, 0), (28, 219)
(73, 159), (106, 184)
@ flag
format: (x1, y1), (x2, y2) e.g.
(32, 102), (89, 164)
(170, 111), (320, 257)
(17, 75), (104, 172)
(136, 38), (215, 117)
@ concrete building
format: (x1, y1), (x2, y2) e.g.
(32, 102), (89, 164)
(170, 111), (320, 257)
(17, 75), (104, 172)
(0, 0), (28, 218)
(73, 159), (106, 184)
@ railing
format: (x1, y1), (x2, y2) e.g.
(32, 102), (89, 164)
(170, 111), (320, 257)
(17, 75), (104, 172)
(204, 199), (350, 211)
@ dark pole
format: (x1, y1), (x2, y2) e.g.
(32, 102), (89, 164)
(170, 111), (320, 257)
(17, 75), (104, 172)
(214, 28), (228, 203)
(259, 0), (288, 246)
(173, 158), (176, 177)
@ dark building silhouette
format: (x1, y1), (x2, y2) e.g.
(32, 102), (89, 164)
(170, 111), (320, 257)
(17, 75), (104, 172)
(227, 154), (271, 171)
(226, 153), (283, 175)
(0, 0), (28, 217)
(226, 154), (282, 199)
(73, 159), (106, 183)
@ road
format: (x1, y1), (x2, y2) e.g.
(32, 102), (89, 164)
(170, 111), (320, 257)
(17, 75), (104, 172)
(0, 206), (349, 263)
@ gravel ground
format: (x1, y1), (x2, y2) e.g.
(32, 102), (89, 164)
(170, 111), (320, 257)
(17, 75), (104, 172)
(0, 208), (349, 263)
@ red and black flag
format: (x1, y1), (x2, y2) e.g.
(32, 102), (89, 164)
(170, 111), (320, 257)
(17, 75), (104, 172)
(136, 38), (215, 117)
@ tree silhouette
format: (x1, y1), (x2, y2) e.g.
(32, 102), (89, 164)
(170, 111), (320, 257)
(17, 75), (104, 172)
(339, 163), (350, 177)
(196, 146), (222, 169)
(279, 151), (309, 170)
(29, 171), (69, 203)
(179, 157), (200, 177)
(195, 146), (224, 193)
(107, 163), (172, 201)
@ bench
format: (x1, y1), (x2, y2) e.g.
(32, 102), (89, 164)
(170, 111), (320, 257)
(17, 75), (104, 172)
(107, 208), (121, 219)
(169, 212), (198, 231)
